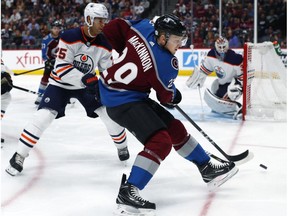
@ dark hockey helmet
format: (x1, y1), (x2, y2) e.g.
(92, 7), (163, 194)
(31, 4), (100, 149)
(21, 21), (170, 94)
(51, 20), (62, 27)
(154, 14), (187, 46)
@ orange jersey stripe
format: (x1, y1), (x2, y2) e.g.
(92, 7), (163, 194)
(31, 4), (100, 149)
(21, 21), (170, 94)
(50, 73), (61, 80)
(55, 64), (73, 74)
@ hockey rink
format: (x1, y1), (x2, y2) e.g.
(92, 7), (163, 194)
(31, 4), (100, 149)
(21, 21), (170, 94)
(1, 75), (287, 216)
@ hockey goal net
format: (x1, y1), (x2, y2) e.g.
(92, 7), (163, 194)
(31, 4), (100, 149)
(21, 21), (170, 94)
(242, 42), (287, 121)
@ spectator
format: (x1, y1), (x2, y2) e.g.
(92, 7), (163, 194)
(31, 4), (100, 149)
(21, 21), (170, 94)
(133, 1), (144, 19)
(27, 18), (40, 31)
(9, 9), (22, 23)
(12, 29), (23, 49)
(192, 31), (204, 48)
(22, 30), (35, 46)
(29, 23), (41, 39)
(226, 28), (242, 48)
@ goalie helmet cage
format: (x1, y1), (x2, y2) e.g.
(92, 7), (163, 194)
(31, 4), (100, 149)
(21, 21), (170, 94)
(242, 42), (287, 121)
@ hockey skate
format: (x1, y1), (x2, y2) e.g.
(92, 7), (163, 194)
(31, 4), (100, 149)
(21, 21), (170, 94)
(114, 174), (156, 216)
(34, 95), (42, 105)
(117, 147), (130, 162)
(197, 159), (238, 191)
(233, 104), (243, 120)
(6, 152), (26, 176)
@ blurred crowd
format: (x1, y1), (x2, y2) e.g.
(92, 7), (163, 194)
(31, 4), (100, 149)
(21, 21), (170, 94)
(1, 0), (287, 50)
(173, 0), (287, 48)
(1, 0), (151, 49)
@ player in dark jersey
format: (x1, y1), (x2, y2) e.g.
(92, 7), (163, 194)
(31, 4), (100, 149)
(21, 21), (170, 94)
(35, 20), (62, 105)
(100, 14), (239, 214)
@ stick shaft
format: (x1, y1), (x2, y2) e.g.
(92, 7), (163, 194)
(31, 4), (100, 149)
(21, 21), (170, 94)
(175, 105), (249, 162)
(12, 85), (42, 96)
(14, 67), (44, 76)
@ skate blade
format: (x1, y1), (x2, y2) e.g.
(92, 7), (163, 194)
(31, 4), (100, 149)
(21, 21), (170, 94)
(5, 165), (20, 176)
(207, 166), (239, 192)
(113, 204), (156, 216)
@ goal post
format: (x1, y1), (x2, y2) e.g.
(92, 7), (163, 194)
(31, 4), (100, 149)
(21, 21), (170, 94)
(242, 42), (287, 121)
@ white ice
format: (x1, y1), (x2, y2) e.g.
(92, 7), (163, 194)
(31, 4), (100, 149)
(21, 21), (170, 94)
(1, 75), (287, 216)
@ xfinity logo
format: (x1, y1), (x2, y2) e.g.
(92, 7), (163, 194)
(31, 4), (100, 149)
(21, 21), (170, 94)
(183, 51), (199, 67)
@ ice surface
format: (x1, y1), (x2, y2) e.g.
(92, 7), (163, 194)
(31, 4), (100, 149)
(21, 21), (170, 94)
(1, 75), (286, 216)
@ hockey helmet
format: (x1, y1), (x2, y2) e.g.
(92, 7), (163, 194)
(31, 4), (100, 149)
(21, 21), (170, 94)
(154, 14), (187, 46)
(215, 36), (229, 60)
(215, 36), (229, 54)
(84, 3), (109, 27)
(51, 20), (62, 28)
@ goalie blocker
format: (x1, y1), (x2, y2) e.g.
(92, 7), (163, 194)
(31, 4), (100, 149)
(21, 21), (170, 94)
(204, 79), (242, 119)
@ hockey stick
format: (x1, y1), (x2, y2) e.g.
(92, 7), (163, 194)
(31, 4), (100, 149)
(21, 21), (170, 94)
(12, 84), (42, 96)
(14, 67), (44, 76)
(197, 84), (205, 120)
(190, 45), (205, 119)
(175, 104), (250, 162)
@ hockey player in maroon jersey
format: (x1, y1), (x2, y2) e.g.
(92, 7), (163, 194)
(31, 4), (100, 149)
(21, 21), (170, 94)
(35, 20), (62, 105)
(100, 14), (239, 214)
(186, 36), (244, 119)
(6, 3), (130, 176)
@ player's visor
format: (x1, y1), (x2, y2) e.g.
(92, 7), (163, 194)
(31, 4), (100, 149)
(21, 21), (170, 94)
(168, 35), (188, 47)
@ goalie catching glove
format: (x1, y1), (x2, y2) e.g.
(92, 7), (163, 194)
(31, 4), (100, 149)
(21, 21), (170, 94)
(227, 78), (242, 101)
(161, 88), (182, 109)
(186, 66), (207, 89)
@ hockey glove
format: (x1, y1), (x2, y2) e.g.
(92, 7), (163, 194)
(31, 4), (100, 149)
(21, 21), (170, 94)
(45, 59), (56, 71)
(1, 72), (13, 94)
(81, 73), (100, 97)
(186, 67), (207, 89)
(161, 88), (182, 109)
(227, 78), (243, 101)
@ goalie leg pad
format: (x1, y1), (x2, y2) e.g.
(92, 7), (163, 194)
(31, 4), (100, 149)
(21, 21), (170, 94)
(204, 88), (240, 115)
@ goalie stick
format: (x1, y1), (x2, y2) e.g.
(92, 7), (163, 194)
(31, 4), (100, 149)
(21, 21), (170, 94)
(190, 45), (205, 119)
(175, 105), (252, 163)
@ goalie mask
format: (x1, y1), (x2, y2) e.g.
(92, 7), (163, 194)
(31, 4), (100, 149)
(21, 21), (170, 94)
(84, 3), (109, 27)
(154, 14), (188, 47)
(215, 36), (229, 61)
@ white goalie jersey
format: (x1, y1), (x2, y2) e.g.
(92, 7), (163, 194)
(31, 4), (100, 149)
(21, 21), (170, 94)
(201, 48), (243, 84)
(49, 26), (113, 90)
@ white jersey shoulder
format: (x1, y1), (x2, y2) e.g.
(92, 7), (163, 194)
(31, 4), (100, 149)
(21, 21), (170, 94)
(49, 27), (113, 90)
(201, 49), (243, 85)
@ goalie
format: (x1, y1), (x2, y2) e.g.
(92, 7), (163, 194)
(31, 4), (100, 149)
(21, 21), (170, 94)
(186, 36), (243, 119)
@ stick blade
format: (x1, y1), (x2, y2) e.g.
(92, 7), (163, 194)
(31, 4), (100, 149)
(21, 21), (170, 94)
(234, 151), (254, 165)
